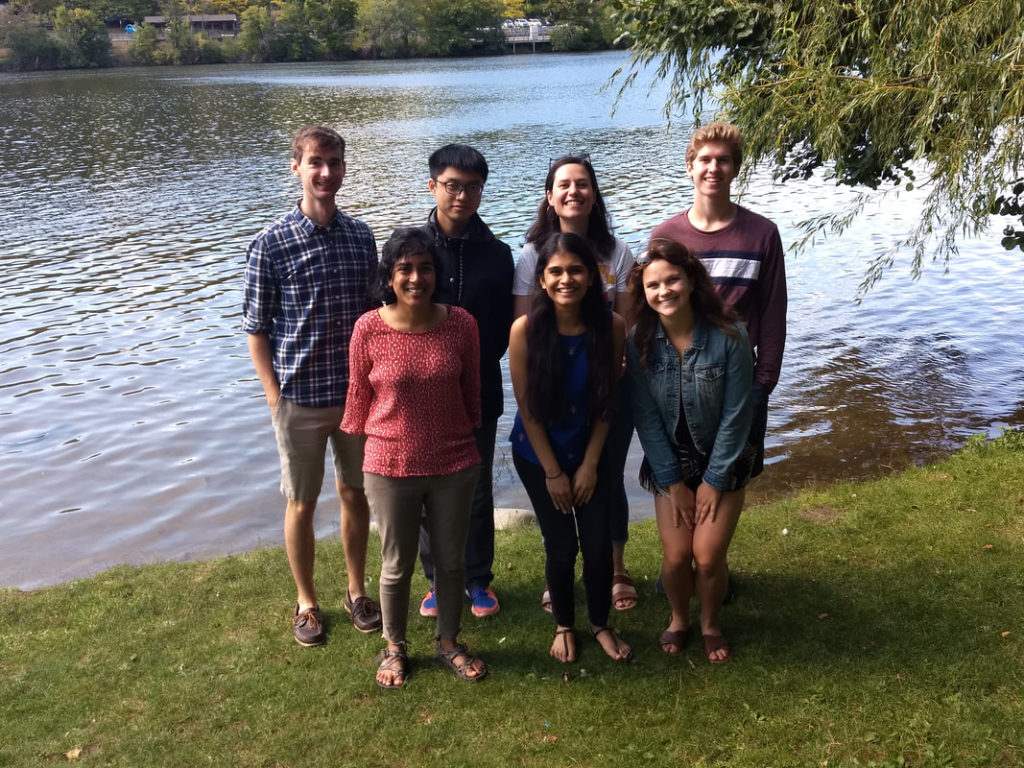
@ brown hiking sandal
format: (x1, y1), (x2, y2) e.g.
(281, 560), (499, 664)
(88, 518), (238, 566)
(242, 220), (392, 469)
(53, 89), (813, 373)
(292, 604), (325, 647)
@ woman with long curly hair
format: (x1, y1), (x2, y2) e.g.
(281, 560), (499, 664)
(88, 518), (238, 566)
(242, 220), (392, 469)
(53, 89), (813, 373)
(627, 238), (754, 663)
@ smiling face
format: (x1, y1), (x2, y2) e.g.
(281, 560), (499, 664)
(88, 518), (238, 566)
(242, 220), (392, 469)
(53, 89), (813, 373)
(642, 257), (693, 321)
(546, 163), (595, 228)
(388, 250), (436, 310)
(539, 250), (593, 307)
(291, 140), (345, 206)
(686, 139), (738, 201)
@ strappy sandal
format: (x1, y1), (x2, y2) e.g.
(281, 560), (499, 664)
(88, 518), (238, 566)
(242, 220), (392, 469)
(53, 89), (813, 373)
(590, 626), (633, 662)
(434, 638), (487, 682)
(375, 644), (409, 690)
(552, 627), (576, 663)
(541, 587), (552, 614)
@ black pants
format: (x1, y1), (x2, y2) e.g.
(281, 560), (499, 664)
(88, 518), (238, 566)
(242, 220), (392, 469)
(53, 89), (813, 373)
(513, 451), (613, 629)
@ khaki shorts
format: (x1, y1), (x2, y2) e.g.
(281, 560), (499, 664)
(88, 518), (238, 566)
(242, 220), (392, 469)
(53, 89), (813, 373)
(271, 397), (365, 501)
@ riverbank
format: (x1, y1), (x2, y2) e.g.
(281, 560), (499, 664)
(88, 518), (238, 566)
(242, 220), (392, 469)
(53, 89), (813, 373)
(3, 431), (1021, 767)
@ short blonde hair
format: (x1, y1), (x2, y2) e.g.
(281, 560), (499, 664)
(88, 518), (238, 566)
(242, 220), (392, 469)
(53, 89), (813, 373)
(685, 122), (743, 168)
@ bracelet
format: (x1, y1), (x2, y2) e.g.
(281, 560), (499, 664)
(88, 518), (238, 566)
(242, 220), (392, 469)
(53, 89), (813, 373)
(545, 470), (564, 480)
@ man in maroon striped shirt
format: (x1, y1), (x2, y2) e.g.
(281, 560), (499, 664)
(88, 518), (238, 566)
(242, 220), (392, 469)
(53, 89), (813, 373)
(651, 121), (788, 481)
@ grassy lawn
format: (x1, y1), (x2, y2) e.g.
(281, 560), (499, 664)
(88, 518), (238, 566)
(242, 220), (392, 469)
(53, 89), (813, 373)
(2, 433), (1023, 767)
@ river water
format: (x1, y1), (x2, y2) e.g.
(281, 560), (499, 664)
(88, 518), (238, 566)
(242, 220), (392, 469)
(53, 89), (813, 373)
(2, 52), (1022, 589)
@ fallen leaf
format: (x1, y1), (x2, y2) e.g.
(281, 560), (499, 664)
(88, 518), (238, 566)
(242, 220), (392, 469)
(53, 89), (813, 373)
(65, 747), (82, 760)
(983, 544), (994, 550)
(1002, 631), (1011, 638)
(818, 612), (829, 620)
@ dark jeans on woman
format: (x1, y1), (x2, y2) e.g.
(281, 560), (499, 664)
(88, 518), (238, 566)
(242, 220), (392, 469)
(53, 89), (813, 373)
(604, 377), (634, 547)
(513, 451), (613, 629)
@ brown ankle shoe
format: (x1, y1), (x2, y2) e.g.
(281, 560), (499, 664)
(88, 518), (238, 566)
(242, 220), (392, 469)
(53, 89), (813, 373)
(344, 590), (382, 633)
(292, 604), (325, 647)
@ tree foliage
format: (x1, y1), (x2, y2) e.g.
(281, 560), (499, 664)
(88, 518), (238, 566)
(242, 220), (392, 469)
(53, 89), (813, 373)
(613, 0), (1024, 288)
(55, 5), (112, 66)
(2, 22), (64, 69)
(128, 19), (159, 62)
(418, 0), (503, 55)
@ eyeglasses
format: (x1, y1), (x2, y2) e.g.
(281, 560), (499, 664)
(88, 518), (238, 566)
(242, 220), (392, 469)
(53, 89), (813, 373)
(435, 180), (484, 197)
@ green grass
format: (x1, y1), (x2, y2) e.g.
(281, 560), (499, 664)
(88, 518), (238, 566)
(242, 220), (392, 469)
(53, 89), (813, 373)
(3, 432), (1023, 767)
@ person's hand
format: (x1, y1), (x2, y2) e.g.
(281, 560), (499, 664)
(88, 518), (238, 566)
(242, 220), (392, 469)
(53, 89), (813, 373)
(545, 471), (573, 513)
(695, 482), (722, 525)
(571, 461), (598, 505)
(266, 388), (281, 413)
(668, 482), (696, 529)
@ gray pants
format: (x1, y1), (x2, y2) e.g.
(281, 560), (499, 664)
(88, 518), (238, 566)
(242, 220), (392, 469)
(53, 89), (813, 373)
(366, 465), (480, 644)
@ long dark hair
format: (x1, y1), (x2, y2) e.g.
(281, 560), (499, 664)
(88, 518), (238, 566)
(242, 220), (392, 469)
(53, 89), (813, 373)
(526, 232), (616, 426)
(525, 156), (615, 256)
(628, 238), (742, 369)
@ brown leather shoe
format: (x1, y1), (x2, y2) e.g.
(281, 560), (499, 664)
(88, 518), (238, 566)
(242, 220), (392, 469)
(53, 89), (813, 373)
(292, 604), (325, 647)
(344, 590), (382, 633)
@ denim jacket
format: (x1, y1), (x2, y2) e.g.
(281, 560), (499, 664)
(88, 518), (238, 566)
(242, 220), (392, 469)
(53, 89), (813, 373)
(627, 318), (753, 491)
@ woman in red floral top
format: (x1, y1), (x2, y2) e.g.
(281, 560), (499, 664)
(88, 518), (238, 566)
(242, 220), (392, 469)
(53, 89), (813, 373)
(343, 227), (486, 689)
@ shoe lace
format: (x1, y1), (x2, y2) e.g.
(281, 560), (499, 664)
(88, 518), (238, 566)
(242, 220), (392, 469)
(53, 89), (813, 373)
(354, 597), (376, 618)
(294, 608), (320, 629)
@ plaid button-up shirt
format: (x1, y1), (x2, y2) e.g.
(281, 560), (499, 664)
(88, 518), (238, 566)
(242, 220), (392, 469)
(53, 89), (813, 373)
(243, 204), (378, 407)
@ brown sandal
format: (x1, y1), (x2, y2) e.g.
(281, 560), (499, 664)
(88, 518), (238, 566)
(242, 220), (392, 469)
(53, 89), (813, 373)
(702, 633), (732, 664)
(658, 628), (689, 655)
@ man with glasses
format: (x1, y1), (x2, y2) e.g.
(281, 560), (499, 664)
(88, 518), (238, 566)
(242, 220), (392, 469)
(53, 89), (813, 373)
(416, 144), (514, 619)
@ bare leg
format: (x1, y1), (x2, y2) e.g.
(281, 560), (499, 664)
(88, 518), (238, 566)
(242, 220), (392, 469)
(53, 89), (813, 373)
(284, 498), (319, 609)
(693, 489), (744, 662)
(337, 478), (370, 599)
(654, 494), (694, 653)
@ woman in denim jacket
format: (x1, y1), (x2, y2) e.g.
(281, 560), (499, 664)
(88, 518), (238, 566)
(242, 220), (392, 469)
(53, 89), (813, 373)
(626, 239), (754, 663)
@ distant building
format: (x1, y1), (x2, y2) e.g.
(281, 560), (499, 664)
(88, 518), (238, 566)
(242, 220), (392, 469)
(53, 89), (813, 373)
(141, 14), (239, 39)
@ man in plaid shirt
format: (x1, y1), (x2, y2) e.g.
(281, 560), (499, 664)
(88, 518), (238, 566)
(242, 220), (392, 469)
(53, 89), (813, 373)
(243, 125), (382, 646)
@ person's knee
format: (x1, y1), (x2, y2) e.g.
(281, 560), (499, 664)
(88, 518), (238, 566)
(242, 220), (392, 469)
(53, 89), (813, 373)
(662, 546), (694, 570)
(286, 498), (317, 522)
(693, 548), (725, 576)
(339, 483), (368, 512)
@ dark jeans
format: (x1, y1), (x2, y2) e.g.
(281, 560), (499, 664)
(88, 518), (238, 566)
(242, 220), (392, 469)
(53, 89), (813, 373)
(419, 419), (497, 591)
(513, 450), (613, 629)
(604, 378), (634, 547)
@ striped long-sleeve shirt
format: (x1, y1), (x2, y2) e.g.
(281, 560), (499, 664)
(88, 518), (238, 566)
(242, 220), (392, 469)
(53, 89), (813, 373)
(651, 205), (787, 391)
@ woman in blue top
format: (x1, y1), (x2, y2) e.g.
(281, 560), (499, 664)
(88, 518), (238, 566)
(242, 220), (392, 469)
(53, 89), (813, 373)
(509, 232), (630, 664)
(627, 238), (754, 663)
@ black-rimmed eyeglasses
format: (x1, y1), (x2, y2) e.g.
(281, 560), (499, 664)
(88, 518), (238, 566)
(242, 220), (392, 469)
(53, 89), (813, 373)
(435, 180), (484, 197)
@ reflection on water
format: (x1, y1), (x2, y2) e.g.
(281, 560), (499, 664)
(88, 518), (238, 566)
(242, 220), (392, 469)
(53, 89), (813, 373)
(2, 53), (1022, 589)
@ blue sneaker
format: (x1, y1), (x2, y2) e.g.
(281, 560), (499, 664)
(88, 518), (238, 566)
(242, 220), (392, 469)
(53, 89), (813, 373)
(419, 587), (437, 618)
(467, 587), (499, 617)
